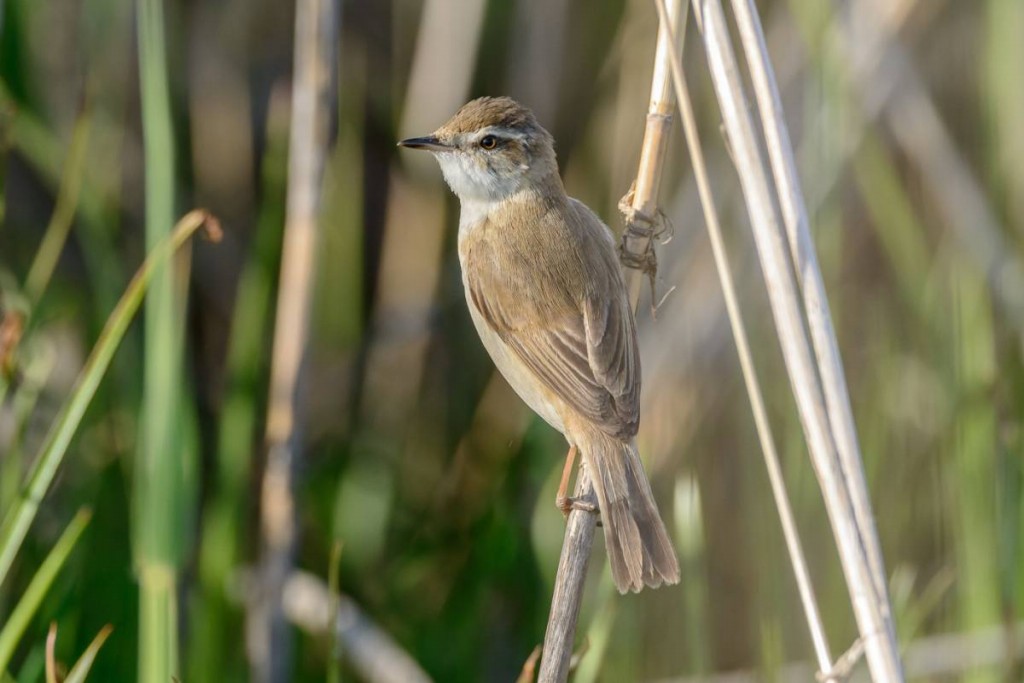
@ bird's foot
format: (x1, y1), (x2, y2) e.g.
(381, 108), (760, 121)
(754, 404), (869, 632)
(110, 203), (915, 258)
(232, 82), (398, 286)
(556, 495), (597, 516)
(556, 495), (602, 527)
(554, 444), (602, 524)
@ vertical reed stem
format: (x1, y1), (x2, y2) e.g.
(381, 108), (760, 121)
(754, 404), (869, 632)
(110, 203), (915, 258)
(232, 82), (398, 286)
(247, 0), (338, 680)
(651, 0), (834, 674)
(538, 2), (686, 681)
(136, 0), (182, 678)
(693, 0), (903, 678)
(621, 0), (688, 312)
(729, 0), (893, 618)
(538, 469), (598, 683)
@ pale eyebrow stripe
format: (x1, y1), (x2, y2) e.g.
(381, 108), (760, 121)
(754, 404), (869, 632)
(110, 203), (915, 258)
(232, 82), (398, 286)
(476, 126), (528, 142)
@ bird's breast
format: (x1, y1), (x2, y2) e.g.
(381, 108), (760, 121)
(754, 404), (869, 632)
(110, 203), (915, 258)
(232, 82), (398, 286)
(457, 218), (568, 436)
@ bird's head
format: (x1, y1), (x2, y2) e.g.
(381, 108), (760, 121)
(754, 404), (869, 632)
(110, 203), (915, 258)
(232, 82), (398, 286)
(399, 96), (559, 202)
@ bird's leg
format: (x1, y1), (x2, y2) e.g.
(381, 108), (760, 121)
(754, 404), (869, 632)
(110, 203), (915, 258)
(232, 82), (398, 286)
(555, 445), (598, 517)
(555, 445), (577, 514)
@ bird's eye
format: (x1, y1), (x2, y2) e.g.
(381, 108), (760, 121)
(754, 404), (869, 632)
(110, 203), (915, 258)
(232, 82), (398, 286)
(479, 135), (498, 150)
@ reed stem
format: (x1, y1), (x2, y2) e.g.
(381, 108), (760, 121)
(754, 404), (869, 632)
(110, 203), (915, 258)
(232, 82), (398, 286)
(538, 1), (686, 680)
(652, 0), (834, 674)
(692, 0), (903, 678)
(247, 0), (338, 679)
(136, 0), (184, 678)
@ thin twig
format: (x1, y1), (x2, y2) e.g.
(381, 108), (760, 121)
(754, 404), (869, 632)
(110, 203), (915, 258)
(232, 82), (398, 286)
(537, 3), (686, 682)
(651, 0), (834, 675)
(692, 0), (903, 679)
(247, 0), (338, 680)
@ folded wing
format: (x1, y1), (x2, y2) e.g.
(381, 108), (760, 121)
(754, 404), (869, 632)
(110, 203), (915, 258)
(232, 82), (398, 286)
(465, 200), (640, 439)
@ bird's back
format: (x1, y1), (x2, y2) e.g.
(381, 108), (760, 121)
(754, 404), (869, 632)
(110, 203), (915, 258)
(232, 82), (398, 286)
(458, 189), (640, 439)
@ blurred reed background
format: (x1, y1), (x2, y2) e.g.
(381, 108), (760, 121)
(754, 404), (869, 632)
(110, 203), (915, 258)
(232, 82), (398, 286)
(1, 0), (1022, 681)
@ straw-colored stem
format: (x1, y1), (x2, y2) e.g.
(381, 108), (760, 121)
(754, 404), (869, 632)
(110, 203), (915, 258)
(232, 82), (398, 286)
(247, 0), (337, 680)
(692, 0), (904, 679)
(538, 3), (685, 681)
(650, 620), (1024, 682)
(621, 0), (688, 311)
(652, 0), (834, 675)
(730, 0), (895, 623)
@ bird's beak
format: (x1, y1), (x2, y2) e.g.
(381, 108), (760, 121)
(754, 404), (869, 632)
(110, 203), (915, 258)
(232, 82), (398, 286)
(397, 136), (450, 152)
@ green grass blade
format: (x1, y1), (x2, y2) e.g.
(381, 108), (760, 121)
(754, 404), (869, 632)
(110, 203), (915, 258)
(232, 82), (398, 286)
(0, 82), (108, 243)
(13, 643), (44, 683)
(0, 210), (219, 586)
(135, 0), (181, 677)
(0, 509), (91, 674)
(24, 107), (92, 304)
(63, 625), (114, 683)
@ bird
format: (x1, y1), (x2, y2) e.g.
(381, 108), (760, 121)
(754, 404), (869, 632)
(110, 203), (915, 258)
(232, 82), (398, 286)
(399, 96), (679, 593)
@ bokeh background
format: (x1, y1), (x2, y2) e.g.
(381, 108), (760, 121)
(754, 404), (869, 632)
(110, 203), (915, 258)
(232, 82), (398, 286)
(1, 0), (1023, 681)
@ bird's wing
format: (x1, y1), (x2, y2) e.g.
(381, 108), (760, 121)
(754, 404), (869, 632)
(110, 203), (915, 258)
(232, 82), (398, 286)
(465, 199), (640, 438)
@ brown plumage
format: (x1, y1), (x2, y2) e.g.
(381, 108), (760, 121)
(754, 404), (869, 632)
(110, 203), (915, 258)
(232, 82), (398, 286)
(440, 96), (548, 138)
(400, 97), (680, 593)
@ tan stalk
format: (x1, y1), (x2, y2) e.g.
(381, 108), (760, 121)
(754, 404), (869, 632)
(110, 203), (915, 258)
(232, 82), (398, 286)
(692, 0), (904, 679)
(247, 0), (338, 680)
(538, 1), (686, 681)
(652, 0), (835, 675)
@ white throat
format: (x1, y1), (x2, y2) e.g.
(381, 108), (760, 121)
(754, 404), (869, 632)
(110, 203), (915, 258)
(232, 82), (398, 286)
(436, 152), (524, 198)
(457, 196), (498, 238)
(433, 152), (518, 239)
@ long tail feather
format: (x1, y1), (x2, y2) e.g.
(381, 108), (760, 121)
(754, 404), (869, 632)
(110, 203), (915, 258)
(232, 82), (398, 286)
(576, 429), (680, 593)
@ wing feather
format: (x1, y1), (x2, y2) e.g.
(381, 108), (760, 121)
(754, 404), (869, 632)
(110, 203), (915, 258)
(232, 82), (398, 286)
(465, 198), (640, 438)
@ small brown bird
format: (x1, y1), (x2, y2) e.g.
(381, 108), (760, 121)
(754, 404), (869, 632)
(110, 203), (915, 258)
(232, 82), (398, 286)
(400, 96), (679, 593)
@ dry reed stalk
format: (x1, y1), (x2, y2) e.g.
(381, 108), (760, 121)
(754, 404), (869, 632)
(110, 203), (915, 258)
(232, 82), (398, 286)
(654, 620), (1024, 683)
(247, 0), (338, 680)
(692, 0), (903, 679)
(620, 0), (688, 311)
(537, 2), (686, 681)
(730, 0), (894, 611)
(281, 572), (433, 683)
(652, 0), (834, 675)
(840, 1), (1024, 330)
(537, 467), (598, 683)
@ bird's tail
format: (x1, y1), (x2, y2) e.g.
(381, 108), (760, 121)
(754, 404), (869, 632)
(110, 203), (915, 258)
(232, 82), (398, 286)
(576, 428), (680, 593)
